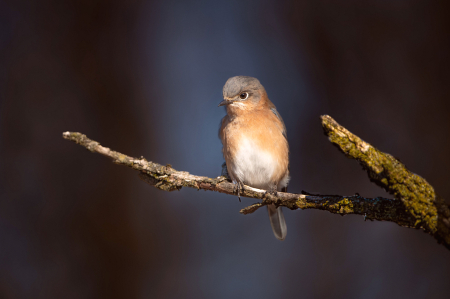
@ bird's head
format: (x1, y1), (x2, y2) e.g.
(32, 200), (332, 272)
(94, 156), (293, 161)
(219, 76), (267, 114)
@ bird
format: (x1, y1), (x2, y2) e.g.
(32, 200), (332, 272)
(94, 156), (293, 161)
(218, 76), (289, 240)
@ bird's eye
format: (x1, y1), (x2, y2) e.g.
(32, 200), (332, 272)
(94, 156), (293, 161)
(239, 92), (249, 100)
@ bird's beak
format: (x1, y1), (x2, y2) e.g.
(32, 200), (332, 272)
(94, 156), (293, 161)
(218, 99), (234, 107)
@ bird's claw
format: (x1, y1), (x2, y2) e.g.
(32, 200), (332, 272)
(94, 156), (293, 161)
(234, 182), (244, 202)
(264, 190), (278, 196)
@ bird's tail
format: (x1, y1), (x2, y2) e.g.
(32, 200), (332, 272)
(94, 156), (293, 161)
(267, 204), (287, 241)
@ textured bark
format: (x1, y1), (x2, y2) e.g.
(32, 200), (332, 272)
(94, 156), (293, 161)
(62, 115), (450, 249)
(321, 115), (450, 249)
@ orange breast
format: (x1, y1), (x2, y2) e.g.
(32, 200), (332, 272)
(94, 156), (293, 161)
(220, 109), (289, 190)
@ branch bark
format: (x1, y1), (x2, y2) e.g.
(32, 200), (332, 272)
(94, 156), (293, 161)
(321, 115), (450, 249)
(62, 115), (450, 250)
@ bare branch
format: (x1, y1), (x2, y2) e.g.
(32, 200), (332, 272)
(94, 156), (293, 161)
(62, 113), (450, 250)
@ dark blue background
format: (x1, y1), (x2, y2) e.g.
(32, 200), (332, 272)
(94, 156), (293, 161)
(1, 0), (449, 298)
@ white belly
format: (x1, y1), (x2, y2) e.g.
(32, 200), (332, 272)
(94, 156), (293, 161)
(231, 137), (277, 190)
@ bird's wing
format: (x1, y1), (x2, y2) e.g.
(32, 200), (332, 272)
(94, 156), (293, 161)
(270, 107), (290, 190)
(270, 107), (287, 140)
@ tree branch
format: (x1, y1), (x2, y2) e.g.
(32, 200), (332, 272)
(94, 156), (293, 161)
(321, 115), (450, 249)
(62, 115), (450, 250)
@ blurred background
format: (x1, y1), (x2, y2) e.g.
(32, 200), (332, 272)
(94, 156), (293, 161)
(1, 0), (450, 298)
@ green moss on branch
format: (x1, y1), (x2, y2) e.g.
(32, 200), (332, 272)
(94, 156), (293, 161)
(321, 115), (450, 248)
(63, 123), (450, 250)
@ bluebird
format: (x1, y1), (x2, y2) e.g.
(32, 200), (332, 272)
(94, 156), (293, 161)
(218, 76), (289, 240)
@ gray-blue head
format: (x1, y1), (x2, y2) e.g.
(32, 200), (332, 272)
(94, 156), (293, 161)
(219, 76), (267, 108)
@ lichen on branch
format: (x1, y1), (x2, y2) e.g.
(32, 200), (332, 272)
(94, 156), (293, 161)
(62, 114), (450, 251)
(321, 115), (450, 248)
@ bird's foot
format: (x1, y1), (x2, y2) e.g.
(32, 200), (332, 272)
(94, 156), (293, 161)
(264, 190), (278, 196)
(234, 182), (244, 202)
(264, 189), (278, 205)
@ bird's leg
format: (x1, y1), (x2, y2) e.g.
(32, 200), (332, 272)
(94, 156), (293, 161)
(265, 183), (278, 196)
(221, 162), (231, 181)
(233, 181), (244, 202)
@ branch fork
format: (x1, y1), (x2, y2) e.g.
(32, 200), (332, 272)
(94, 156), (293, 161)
(62, 115), (450, 250)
